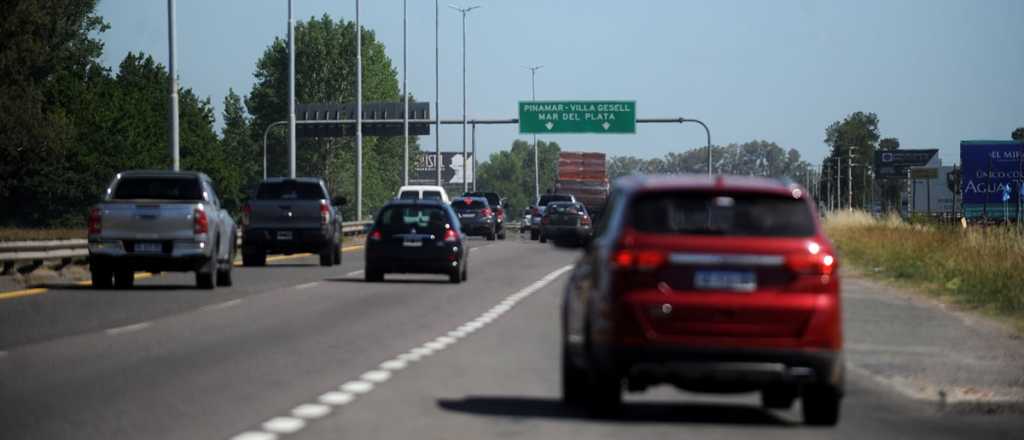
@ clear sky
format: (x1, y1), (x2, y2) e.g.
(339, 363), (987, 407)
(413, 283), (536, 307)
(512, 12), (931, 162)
(96, 0), (1023, 165)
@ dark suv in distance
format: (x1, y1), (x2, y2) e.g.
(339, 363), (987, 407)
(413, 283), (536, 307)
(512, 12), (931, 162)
(463, 192), (507, 239)
(529, 193), (576, 240)
(364, 200), (468, 283)
(450, 196), (497, 241)
(561, 175), (843, 425)
(540, 201), (593, 245)
(241, 178), (345, 267)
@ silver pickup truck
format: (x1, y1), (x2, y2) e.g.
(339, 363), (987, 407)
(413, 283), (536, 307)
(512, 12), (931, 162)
(240, 177), (346, 267)
(87, 170), (237, 289)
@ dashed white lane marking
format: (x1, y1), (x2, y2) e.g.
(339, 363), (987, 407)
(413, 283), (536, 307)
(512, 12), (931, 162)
(230, 264), (573, 440)
(201, 299), (242, 311)
(105, 322), (152, 335)
(318, 391), (354, 406)
(346, 270), (364, 277)
(262, 417), (305, 434)
(291, 403), (331, 419)
(295, 282), (319, 290)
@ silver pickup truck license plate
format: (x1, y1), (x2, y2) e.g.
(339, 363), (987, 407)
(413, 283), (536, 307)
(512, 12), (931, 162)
(276, 231), (293, 240)
(135, 242), (162, 253)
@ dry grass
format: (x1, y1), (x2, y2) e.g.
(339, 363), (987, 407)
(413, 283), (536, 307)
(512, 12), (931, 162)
(0, 228), (87, 242)
(825, 211), (1024, 329)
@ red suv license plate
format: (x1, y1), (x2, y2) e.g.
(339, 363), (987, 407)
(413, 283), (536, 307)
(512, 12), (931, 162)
(694, 270), (757, 292)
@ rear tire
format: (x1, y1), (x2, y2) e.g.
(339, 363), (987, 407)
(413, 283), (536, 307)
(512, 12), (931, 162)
(365, 264), (383, 282)
(561, 342), (587, 406)
(216, 261), (233, 287)
(113, 270), (134, 289)
(319, 244), (333, 267)
(585, 372), (623, 416)
(486, 229), (496, 241)
(91, 265), (113, 289)
(498, 229), (506, 240)
(333, 242), (342, 265)
(196, 271), (215, 289)
(449, 266), (461, 283)
(761, 386), (797, 410)
(539, 233), (547, 243)
(530, 230), (539, 241)
(802, 385), (841, 426)
(242, 248), (266, 267)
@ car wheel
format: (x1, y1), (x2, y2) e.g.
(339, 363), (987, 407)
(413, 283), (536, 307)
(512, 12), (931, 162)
(449, 266), (461, 283)
(461, 260), (468, 281)
(365, 264), (384, 282)
(539, 233), (547, 243)
(802, 385), (841, 426)
(333, 242), (342, 265)
(242, 248), (266, 267)
(113, 270), (134, 289)
(561, 341), (588, 406)
(90, 265), (113, 289)
(585, 372), (623, 416)
(498, 230), (506, 240)
(196, 254), (216, 290)
(762, 386), (797, 409)
(486, 229), (496, 241)
(530, 230), (539, 240)
(319, 244), (334, 267)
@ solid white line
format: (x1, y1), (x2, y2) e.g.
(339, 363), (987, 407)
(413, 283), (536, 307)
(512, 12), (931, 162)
(200, 299), (242, 311)
(105, 322), (151, 335)
(294, 282), (319, 290)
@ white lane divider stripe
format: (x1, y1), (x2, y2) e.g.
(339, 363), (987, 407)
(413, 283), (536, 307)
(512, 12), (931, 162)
(201, 299), (242, 311)
(105, 322), (152, 335)
(229, 264), (573, 440)
(295, 282), (319, 290)
(346, 270), (364, 277)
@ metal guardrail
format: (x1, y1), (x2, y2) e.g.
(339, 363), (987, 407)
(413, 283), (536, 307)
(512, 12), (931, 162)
(0, 221), (373, 274)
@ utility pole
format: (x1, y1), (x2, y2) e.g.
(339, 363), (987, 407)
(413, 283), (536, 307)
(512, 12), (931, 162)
(287, 0), (296, 178)
(434, 0), (441, 186)
(167, 0), (179, 171)
(525, 65), (543, 204)
(356, 0), (363, 220)
(848, 146), (856, 211)
(836, 156), (842, 211)
(402, 0), (409, 186)
(449, 4), (480, 194)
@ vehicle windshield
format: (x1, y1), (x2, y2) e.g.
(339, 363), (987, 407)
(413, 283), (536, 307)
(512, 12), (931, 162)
(112, 176), (203, 200)
(631, 192), (815, 237)
(398, 191), (419, 200)
(256, 181), (326, 200)
(546, 202), (583, 215)
(377, 206), (450, 235)
(539, 194), (572, 206)
(422, 191), (443, 201)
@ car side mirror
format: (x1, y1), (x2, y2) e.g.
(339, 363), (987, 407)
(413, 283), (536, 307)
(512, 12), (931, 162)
(332, 196), (348, 207)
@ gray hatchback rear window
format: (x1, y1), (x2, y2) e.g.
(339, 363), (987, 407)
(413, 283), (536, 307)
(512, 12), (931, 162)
(631, 192), (814, 237)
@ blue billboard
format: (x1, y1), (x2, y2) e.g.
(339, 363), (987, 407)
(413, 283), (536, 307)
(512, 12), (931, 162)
(960, 141), (1024, 219)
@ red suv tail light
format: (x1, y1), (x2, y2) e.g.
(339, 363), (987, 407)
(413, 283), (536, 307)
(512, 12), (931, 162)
(481, 208), (493, 217)
(320, 200), (330, 225)
(241, 203), (252, 227)
(612, 248), (666, 271)
(88, 208), (102, 235)
(369, 229), (383, 241)
(194, 207), (209, 235)
(443, 228), (459, 242)
(785, 244), (836, 276)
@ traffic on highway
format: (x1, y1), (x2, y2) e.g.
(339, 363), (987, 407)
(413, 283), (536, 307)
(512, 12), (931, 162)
(2, 1), (1024, 440)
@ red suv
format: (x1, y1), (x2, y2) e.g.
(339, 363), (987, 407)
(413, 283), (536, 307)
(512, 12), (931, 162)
(561, 175), (843, 425)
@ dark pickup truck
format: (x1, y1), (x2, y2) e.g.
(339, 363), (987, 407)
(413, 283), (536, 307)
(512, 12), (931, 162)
(241, 178), (346, 267)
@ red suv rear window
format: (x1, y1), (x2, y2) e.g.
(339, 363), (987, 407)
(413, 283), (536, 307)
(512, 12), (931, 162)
(630, 192), (814, 237)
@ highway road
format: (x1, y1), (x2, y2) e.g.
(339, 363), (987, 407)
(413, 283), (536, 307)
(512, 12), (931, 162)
(1, 236), (1022, 439)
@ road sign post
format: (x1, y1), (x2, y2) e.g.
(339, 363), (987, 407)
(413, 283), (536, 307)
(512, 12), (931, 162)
(519, 101), (636, 134)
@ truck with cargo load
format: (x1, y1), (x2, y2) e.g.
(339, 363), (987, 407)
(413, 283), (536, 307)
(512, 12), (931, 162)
(554, 151), (610, 220)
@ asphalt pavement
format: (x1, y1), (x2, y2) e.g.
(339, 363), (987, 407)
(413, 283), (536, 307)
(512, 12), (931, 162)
(1, 235), (1022, 439)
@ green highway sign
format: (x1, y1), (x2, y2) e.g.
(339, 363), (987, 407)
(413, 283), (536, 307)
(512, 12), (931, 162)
(519, 100), (636, 134)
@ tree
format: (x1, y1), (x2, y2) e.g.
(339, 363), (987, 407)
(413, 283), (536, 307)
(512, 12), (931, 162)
(476, 140), (561, 214)
(822, 112), (881, 209)
(219, 89), (256, 211)
(247, 14), (414, 220)
(1013, 127), (1024, 141)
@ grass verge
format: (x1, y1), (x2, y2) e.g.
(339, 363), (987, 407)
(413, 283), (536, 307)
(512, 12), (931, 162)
(825, 211), (1024, 331)
(0, 228), (87, 242)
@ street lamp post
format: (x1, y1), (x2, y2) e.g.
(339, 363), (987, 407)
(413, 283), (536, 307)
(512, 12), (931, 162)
(288, 0), (296, 178)
(450, 4), (480, 194)
(355, 0), (363, 220)
(434, 0), (442, 186)
(402, 0), (409, 186)
(525, 65), (543, 204)
(848, 146), (857, 212)
(167, 0), (179, 171)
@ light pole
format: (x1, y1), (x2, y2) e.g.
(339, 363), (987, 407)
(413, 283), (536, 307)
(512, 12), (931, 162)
(835, 155), (841, 211)
(679, 118), (711, 175)
(848, 146), (856, 212)
(287, 0), (296, 178)
(434, 0), (442, 186)
(355, 0), (364, 220)
(402, 0), (409, 186)
(525, 65), (543, 204)
(167, 0), (179, 171)
(449, 4), (480, 194)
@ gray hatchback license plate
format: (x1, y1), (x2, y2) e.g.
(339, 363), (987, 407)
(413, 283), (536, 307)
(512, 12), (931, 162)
(694, 270), (757, 292)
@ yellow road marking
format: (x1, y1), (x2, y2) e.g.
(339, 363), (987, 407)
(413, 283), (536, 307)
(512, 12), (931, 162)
(2, 244), (365, 300)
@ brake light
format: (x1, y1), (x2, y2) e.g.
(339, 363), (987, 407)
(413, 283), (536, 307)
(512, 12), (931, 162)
(481, 208), (493, 217)
(369, 229), (383, 241)
(241, 203), (252, 227)
(580, 215), (591, 226)
(320, 200), (330, 225)
(542, 216), (550, 225)
(786, 243), (836, 275)
(531, 207), (540, 216)
(88, 208), (102, 235)
(443, 228), (459, 242)
(194, 207), (209, 235)
(612, 248), (665, 271)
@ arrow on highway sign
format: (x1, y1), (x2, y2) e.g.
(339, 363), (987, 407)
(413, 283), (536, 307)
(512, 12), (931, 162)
(602, 122), (610, 130)
(545, 121), (554, 130)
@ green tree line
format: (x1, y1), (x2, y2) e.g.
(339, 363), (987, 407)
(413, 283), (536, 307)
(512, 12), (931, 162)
(0, 2), (414, 227)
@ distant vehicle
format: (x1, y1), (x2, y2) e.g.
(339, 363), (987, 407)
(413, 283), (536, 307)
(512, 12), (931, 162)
(240, 178), (346, 267)
(364, 199), (468, 283)
(451, 196), (497, 241)
(539, 201), (593, 245)
(529, 193), (576, 240)
(396, 185), (450, 204)
(462, 191), (506, 239)
(562, 175), (843, 425)
(555, 151), (610, 220)
(520, 208), (532, 233)
(87, 170), (237, 289)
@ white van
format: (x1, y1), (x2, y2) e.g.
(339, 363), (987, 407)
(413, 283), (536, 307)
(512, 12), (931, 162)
(396, 185), (450, 203)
